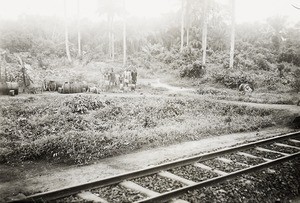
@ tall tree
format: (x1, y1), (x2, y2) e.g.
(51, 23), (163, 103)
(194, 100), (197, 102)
(110, 17), (115, 60)
(64, 0), (72, 63)
(202, 0), (208, 66)
(77, 0), (82, 58)
(186, 0), (191, 47)
(180, 0), (185, 52)
(98, 0), (121, 61)
(122, 0), (127, 66)
(229, 0), (235, 69)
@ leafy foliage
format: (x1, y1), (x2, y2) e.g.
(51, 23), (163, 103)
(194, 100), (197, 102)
(64, 95), (105, 114)
(180, 60), (206, 78)
(291, 69), (300, 92)
(213, 69), (255, 89)
(0, 94), (290, 165)
(278, 47), (300, 67)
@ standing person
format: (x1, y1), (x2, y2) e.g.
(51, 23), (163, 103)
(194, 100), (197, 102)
(119, 72), (124, 91)
(123, 68), (132, 91)
(131, 67), (137, 90)
(109, 68), (116, 89)
(103, 72), (110, 92)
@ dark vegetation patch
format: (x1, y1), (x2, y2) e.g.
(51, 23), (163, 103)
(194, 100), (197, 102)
(0, 94), (292, 165)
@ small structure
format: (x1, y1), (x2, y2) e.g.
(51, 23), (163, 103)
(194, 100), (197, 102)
(238, 83), (253, 93)
(9, 90), (15, 96)
(60, 81), (88, 94)
(0, 81), (19, 95)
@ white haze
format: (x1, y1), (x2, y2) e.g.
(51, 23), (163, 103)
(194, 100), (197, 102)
(0, 0), (299, 24)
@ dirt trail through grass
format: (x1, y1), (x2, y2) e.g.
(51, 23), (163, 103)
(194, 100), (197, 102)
(147, 79), (300, 114)
(146, 79), (195, 93)
(213, 99), (300, 114)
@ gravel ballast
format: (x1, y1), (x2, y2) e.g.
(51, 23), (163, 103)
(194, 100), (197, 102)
(220, 153), (265, 166)
(91, 184), (145, 203)
(279, 140), (300, 148)
(168, 165), (218, 182)
(131, 174), (185, 193)
(201, 159), (247, 173)
(180, 157), (300, 203)
(242, 148), (284, 160)
(261, 144), (300, 154)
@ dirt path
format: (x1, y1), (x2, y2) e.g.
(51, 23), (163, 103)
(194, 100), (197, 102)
(0, 127), (296, 202)
(145, 79), (300, 114)
(214, 99), (300, 114)
(146, 79), (195, 93)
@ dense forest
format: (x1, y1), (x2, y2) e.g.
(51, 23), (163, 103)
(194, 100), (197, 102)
(0, 0), (299, 93)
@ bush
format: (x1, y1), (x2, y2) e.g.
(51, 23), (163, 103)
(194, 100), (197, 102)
(278, 48), (300, 66)
(213, 70), (255, 89)
(161, 51), (179, 64)
(168, 47), (200, 72)
(0, 95), (293, 165)
(64, 95), (105, 114)
(253, 53), (271, 71)
(180, 61), (206, 78)
(291, 69), (300, 92)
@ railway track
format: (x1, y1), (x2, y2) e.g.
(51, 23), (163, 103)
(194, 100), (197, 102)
(11, 131), (300, 203)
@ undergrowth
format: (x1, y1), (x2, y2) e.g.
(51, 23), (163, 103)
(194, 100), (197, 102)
(0, 94), (292, 165)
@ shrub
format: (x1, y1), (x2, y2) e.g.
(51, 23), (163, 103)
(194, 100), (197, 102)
(64, 95), (105, 114)
(253, 53), (271, 71)
(278, 48), (300, 66)
(180, 61), (206, 78)
(161, 51), (179, 64)
(0, 95), (293, 165)
(291, 69), (300, 92)
(213, 70), (255, 89)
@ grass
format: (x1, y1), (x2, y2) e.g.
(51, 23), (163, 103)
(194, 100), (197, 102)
(0, 59), (298, 165)
(1, 59), (298, 165)
(196, 86), (299, 105)
(0, 93), (294, 165)
(157, 64), (299, 105)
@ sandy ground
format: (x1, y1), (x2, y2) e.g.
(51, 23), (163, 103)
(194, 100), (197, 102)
(0, 127), (296, 202)
(147, 79), (195, 93)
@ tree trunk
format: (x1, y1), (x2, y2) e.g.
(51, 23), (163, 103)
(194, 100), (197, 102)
(123, 0), (127, 66)
(186, 0), (190, 47)
(17, 55), (28, 87)
(202, 0), (208, 66)
(4, 66), (7, 82)
(111, 17), (115, 61)
(122, 20), (126, 66)
(108, 16), (115, 60)
(108, 16), (111, 59)
(77, 0), (82, 58)
(64, 0), (72, 63)
(229, 0), (235, 69)
(186, 28), (189, 47)
(180, 0), (185, 52)
(0, 65), (1, 81)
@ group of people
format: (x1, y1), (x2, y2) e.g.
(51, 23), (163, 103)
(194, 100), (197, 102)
(104, 67), (137, 91)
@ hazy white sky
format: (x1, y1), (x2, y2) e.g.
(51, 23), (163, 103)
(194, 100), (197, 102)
(0, 0), (299, 23)
(235, 0), (300, 23)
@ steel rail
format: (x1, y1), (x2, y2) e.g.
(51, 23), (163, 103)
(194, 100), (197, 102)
(10, 131), (300, 203)
(136, 152), (300, 203)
